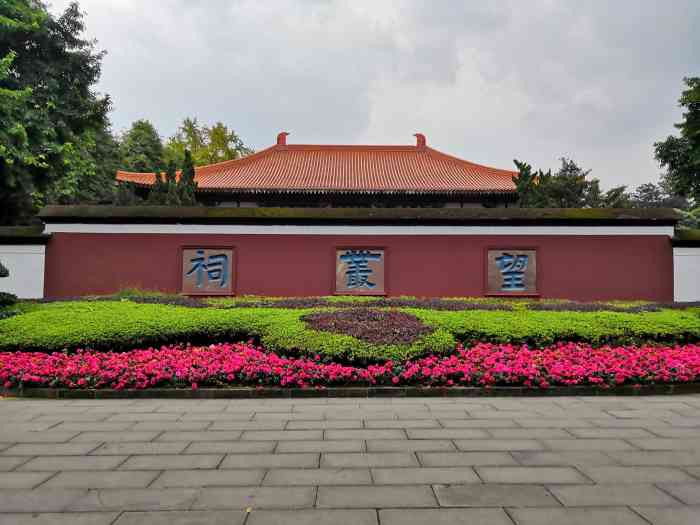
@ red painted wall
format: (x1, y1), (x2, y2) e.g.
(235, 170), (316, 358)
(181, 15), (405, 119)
(44, 233), (674, 301)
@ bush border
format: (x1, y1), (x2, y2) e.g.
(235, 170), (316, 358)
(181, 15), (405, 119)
(4, 382), (700, 399)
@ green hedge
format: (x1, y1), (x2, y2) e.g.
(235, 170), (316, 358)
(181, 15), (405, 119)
(1, 300), (699, 361)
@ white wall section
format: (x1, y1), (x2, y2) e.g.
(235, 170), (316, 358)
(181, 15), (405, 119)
(0, 245), (45, 299)
(674, 247), (700, 302)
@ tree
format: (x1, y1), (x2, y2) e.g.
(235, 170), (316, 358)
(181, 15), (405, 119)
(147, 170), (168, 205)
(200, 122), (253, 164)
(629, 182), (688, 209)
(164, 161), (181, 206)
(114, 181), (141, 206)
(164, 117), (252, 167)
(0, 1), (112, 223)
(513, 158), (627, 208)
(178, 150), (198, 205)
(0, 51), (37, 225)
(119, 120), (164, 173)
(655, 77), (700, 203)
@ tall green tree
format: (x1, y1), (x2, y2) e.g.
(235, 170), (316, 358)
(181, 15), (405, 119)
(177, 150), (198, 205)
(513, 158), (630, 208)
(146, 170), (168, 205)
(0, 1), (112, 223)
(164, 161), (181, 206)
(164, 117), (252, 167)
(0, 51), (37, 225)
(655, 77), (700, 203)
(119, 119), (164, 173)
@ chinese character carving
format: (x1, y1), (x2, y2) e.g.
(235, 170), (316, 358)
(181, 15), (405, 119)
(336, 248), (385, 295)
(487, 249), (537, 295)
(182, 248), (233, 295)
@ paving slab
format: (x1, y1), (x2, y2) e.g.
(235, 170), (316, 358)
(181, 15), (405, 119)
(0, 472), (55, 489)
(475, 466), (591, 484)
(365, 439), (454, 452)
(42, 470), (159, 489)
(379, 508), (513, 525)
(321, 453), (417, 468)
(508, 507), (649, 525)
(1, 442), (102, 456)
(453, 439), (544, 451)
(18, 455), (128, 471)
(434, 483), (558, 507)
(67, 488), (199, 511)
(371, 467), (480, 485)
(113, 510), (246, 525)
(0, 513), (118, 525)
(656, 483), (700, 505)
(548, 483), (681, 507)
(246, 509), (377, 525)
(262, 468), (372, 485)
(632, 506), (700, 525)
(418, 452), (518, 467)
(185, 441), (276, 454)
(580, 466), (696, 484)
(0, 457), (30, 471)
(118, 454), (222, 470)
(151, 469), (265, 487)
(317, 485), (436, 508)
(275, 439), (364, 453)
(192, 486), (315, 509)
(512, 451), (619, 466)
(0, 489), (86, 512)
(220, 453), (319, 469)
(91, 441), (190, 455)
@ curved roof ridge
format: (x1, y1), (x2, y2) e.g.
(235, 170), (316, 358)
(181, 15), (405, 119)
(424, 146), (517, 177)
(195, 145), (277, 175)
(116, 138), (518, 194)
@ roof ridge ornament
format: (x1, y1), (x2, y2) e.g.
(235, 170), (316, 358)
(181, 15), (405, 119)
(277, 131), (290, 146)
(414, 133), (426, 148)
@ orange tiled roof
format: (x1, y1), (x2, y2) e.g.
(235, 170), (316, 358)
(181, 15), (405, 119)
(116, 133), (517, 194)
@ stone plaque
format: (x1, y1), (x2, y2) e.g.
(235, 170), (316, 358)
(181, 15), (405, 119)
(182, 248), (234, 295)
(335, 248), (385, 295)
(487, 249), (537, 295)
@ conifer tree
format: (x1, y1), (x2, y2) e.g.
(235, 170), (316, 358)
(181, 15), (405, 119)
(164, 161), (181, 205)
(147, 171), (168, 205)
(178, 150), (198, 205)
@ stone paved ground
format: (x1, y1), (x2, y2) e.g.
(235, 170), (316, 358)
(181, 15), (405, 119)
(0, 396), (699, 524)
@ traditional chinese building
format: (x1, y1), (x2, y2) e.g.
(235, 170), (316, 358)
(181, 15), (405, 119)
(116, 133), (518, 208)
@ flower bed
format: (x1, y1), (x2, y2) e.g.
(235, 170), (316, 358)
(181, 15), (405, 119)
(2, 342), (699, 391)
(301, 309), (433, 345)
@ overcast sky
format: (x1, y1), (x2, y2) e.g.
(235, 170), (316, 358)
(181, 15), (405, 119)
(50, 0), (698, 189)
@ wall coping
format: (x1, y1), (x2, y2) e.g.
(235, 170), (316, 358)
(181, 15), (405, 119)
(0, 225), (50, 245)
(673, 229), (700, 247)
(38, 206), (681, 226)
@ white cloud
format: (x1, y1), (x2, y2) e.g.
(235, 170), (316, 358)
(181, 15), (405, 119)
(49, 0), (699, 188)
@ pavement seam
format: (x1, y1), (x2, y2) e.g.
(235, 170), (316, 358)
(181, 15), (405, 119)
(627, 504), (657, 525)
(652, 481), (692, 505)
(502, 507), (521, 525)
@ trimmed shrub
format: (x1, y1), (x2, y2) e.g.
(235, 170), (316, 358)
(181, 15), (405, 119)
(0, 292), (17, 308)
(1, 299), (699, 361)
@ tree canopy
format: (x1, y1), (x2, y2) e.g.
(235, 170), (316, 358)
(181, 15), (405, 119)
(655, 77), (700, 204)
(513, 158), (630, 208)
(0, 0), (113, 224)
(119, 119), (164, 173)
(164, 117), (253, 167)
